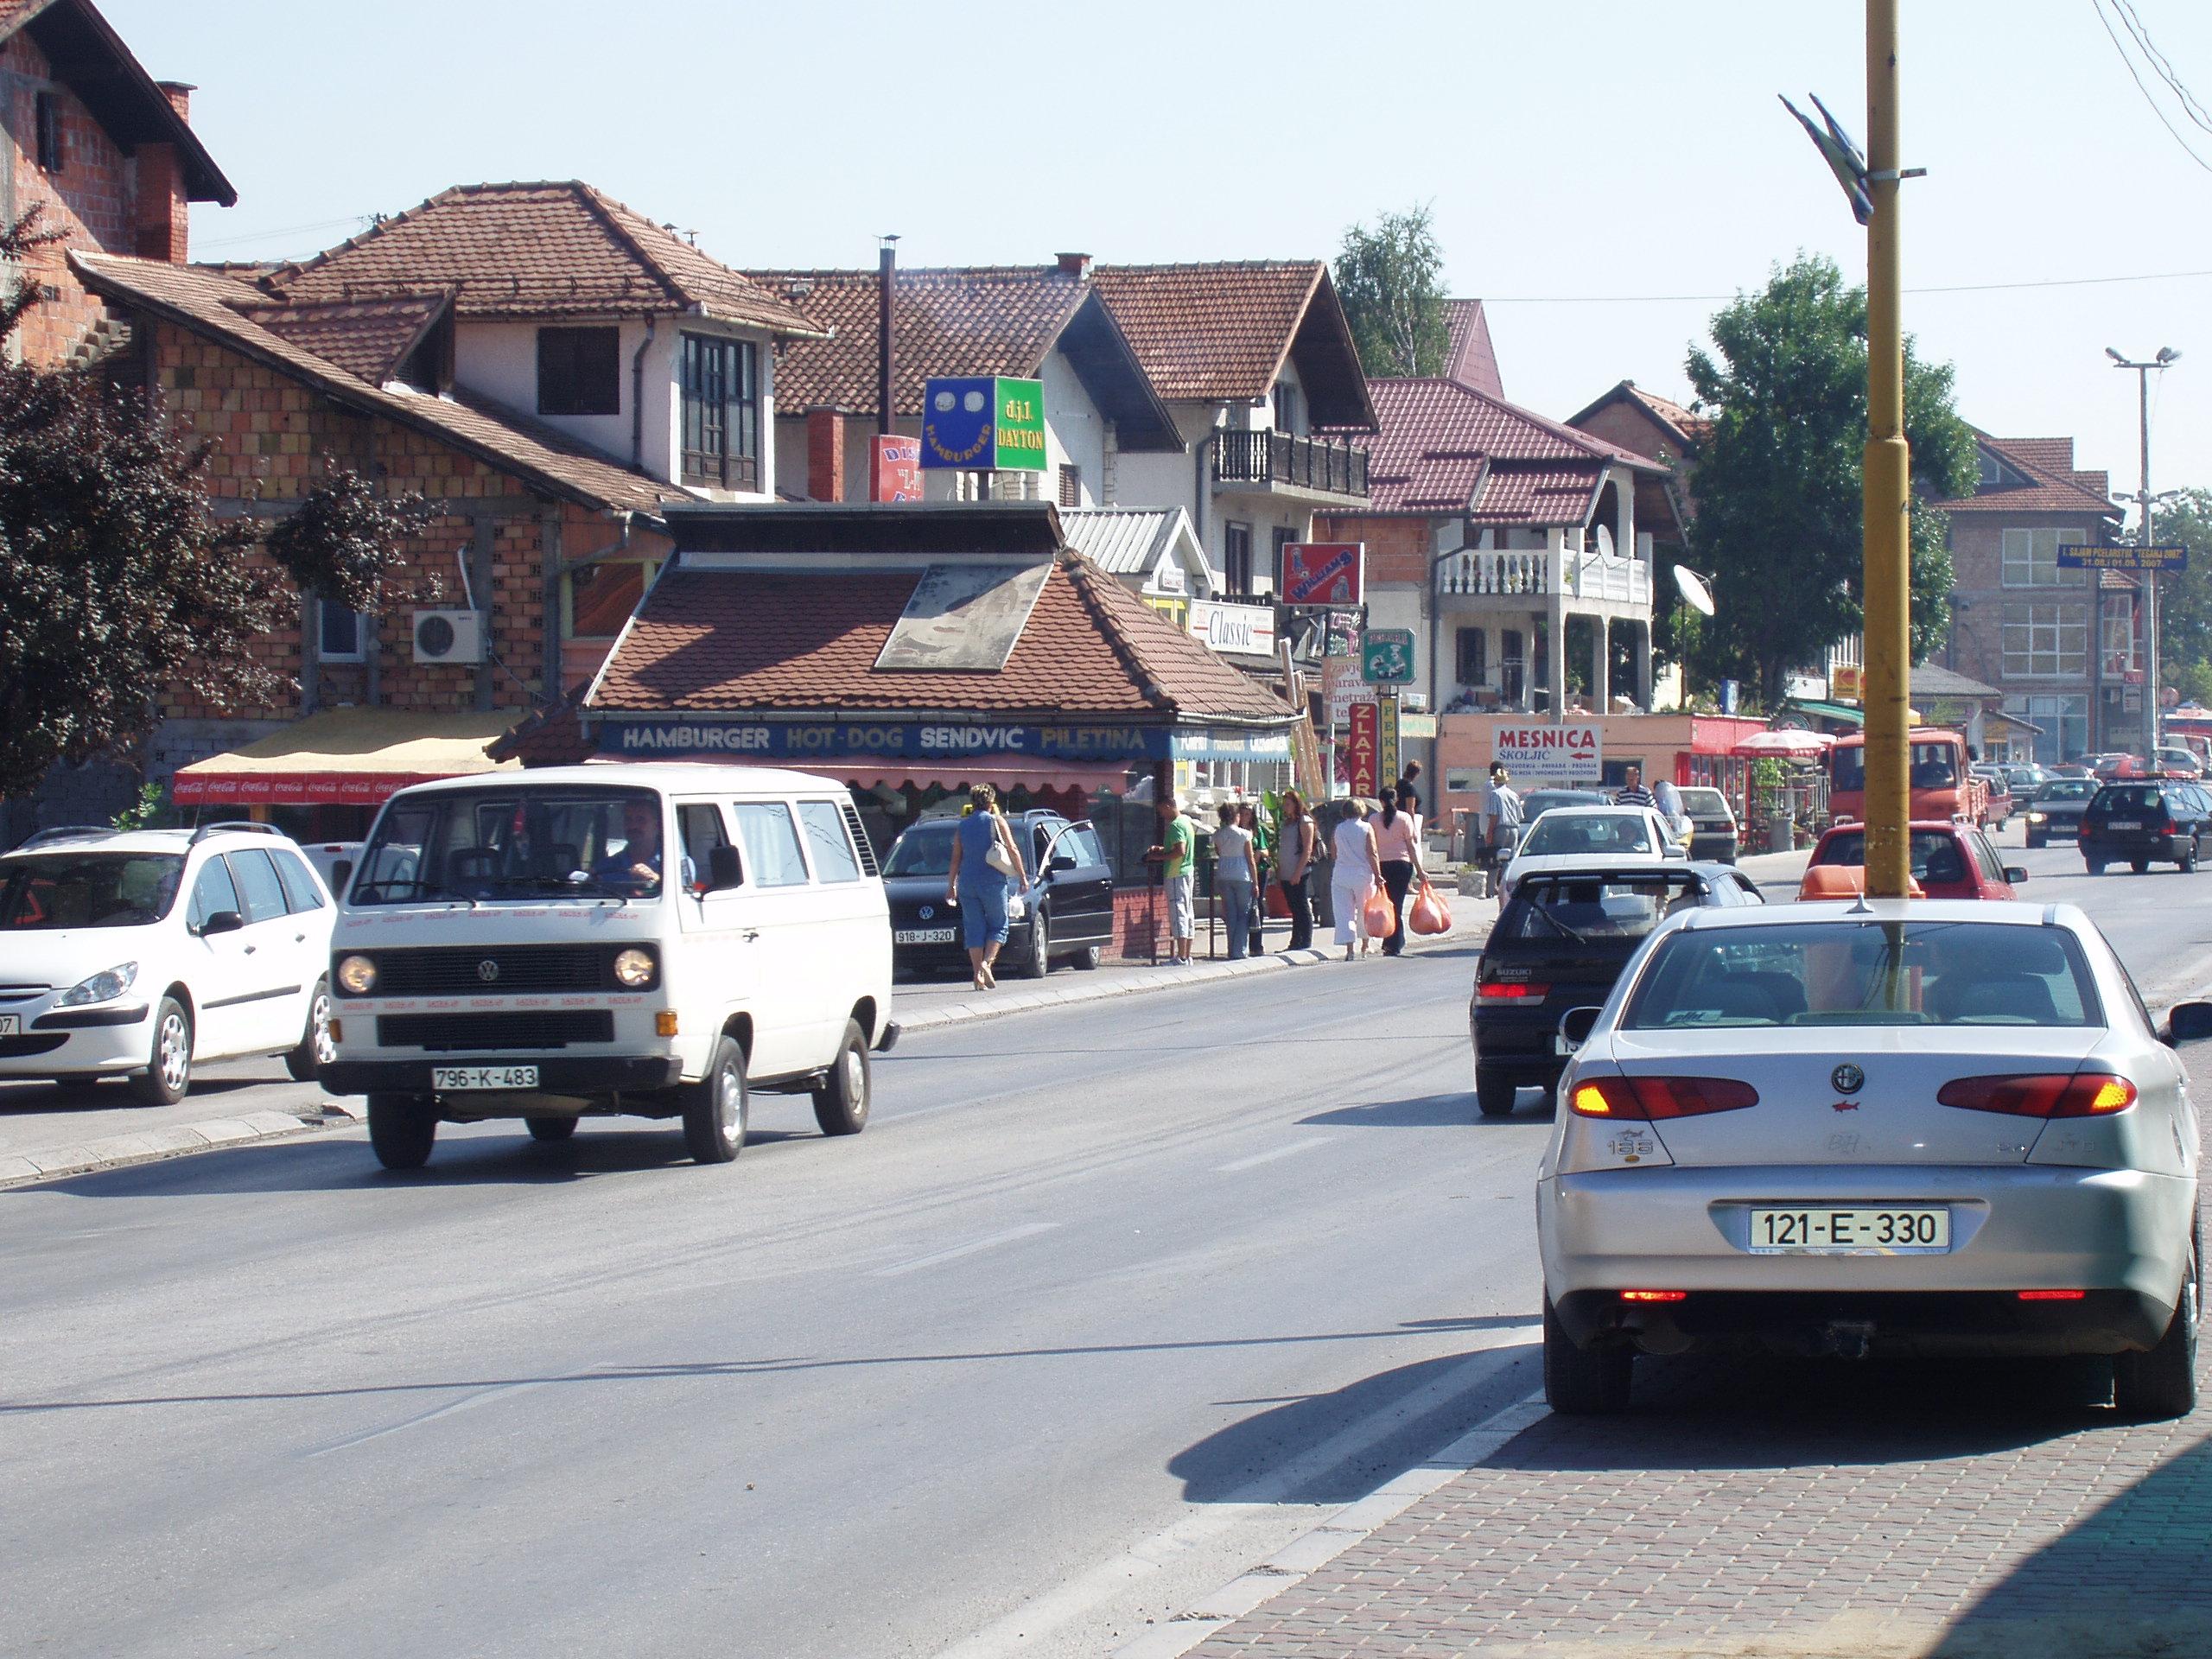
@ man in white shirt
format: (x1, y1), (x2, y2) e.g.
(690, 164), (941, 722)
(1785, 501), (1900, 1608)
(1478, 762), (1523, 899)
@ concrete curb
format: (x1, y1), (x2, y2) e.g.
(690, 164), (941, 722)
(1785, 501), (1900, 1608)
(0, 1100), (364, 1191)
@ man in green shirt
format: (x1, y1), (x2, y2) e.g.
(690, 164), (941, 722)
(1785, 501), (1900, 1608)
(1159, 797), (1195, 963)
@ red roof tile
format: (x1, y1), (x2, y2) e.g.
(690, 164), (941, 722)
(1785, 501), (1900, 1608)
(1443, 299), (1503, 397)
(1471, 464), (1608, 526)
(1347, 378), (1656, 520)
(1937, 434), (2120, 518)
(260, 182), (823, 335)
(251, 295), (448, 385)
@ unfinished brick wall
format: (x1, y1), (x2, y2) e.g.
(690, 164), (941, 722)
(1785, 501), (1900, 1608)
(1313, 512), (1432, 585)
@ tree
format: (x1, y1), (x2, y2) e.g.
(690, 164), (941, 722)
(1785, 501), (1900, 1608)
(1681, 253), (1976, 708)
(2152, 488), (2212, 703)
(1334, 204), (1451, 379)
(0, 211), (426, 804)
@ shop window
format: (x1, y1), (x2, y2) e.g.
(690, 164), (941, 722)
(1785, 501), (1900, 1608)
(537, 327), (620, 417)
(1456, 627), (1487, 685)
(318, 600), (367, 663)
(681, 334), (760, 490)
(1224, 521), (1254, 598)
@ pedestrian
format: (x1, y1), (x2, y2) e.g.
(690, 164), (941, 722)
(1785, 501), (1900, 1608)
(945, 785), (1029, 990)
(1277, 788), (1318, 950)
(1157, 794), (1195, 963)
(1479, 761), (1523, 900)
(1331, 799), (1384, 962)
(1238, 802), (1268, 956)
(1651, 772), (1689, 845)
(1395, 760), (1423, 817)
(1614, 763), (1656, 810)
(1372, 788), (1421, 957)
(1213, 803), (1254, 962)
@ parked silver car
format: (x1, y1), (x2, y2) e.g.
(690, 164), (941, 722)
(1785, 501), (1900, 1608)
(1537, 901), (2202, 1418)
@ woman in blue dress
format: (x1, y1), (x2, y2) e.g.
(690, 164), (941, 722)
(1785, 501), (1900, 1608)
(944, 785), (1030, 990)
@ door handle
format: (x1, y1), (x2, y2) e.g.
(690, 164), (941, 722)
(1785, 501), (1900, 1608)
(243, 944), (257, 955)
(294, 932), (307, 943)
(742, 929), (761, 942)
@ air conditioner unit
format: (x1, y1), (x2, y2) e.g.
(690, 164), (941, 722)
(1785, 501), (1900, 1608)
(411, 609), (484, 664)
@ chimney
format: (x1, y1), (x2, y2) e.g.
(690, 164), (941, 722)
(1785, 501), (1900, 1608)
(806, 407), (847, 503)
(135, 82), (196, 264)
(1056, 251), (1091, 278)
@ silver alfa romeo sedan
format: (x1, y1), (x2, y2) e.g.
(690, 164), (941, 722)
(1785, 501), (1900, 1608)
(1537, 899), (2202, 1418)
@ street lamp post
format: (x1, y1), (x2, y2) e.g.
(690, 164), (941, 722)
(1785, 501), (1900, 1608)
(2106, 346), (2179, 761)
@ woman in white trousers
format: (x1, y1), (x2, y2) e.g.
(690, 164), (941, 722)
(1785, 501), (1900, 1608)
(1330, 801), (1384, 962)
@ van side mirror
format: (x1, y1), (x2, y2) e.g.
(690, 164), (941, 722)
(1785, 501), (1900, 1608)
(707, 844), (744, 892)
(198, 909), (244, 937)
(1555, 1005), (1603, 1055)
(330, 860), (353, 893)
(2167, 1001), (2212, 1046)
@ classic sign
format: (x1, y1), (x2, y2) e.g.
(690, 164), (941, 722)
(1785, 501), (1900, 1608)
(1187, 599), (1277, 658)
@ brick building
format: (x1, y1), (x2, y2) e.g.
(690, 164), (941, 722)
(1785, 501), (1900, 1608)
(1, 0), (233, 367)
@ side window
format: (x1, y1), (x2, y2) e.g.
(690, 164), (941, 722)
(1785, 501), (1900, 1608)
(1074, 827), (1107, 868)
(270, 848), (326, 912)
(188, 858), (242, 930)
(1969, 834), (2006, 884)
(797, 801), (862, 883)
(226, 849), (290, 925)
(677, 803), (734, 892)
(731, 802), (810, 887)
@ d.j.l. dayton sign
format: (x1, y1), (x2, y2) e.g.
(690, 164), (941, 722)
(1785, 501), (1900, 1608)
(919, 377), (1047, 472)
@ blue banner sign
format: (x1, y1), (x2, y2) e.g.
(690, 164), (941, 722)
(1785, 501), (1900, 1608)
(2058, 543), (2188, 573)
(597, 719), (1293, 765)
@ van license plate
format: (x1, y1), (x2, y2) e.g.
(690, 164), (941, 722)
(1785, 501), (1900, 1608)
(895, 929), (957, 944)
(1749, 1206), (1948, 1252)
(434, 1065), (538, 1091)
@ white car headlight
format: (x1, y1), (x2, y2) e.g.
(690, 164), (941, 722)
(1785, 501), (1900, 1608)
(612, 947), (656, 987)
(336, 954), (378, 995)
(58, 962), (137, 1007)
(2027, 811), (2047, 823)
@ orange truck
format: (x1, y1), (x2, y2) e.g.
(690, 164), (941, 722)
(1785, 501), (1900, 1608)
(1826, 728), (1991, 827)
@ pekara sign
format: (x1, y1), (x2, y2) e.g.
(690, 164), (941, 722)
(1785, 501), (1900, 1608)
(1187, 599), (1277, 658)
(1280, 542), (1365, 607)
(919, 377), (1047, 473)
(1493, 721), (1603, 785)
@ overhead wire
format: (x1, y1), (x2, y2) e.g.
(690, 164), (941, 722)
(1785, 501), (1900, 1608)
(1484, 267), (2212, 303)
(2090, 0), (2212, 173)
(2111, 0), (2212, 137)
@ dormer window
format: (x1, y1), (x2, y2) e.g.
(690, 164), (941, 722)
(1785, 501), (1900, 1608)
(537, 327), (620, 416)
(680, 334), (759, 491)
(1977, 449), (2001, 488)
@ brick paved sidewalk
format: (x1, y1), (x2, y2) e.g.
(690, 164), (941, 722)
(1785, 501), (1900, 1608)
(1165, 1058), (2212, 1659)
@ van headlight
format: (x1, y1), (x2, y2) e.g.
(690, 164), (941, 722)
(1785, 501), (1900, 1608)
(613, 948), (656, 988)
(59, 962), (137, 1007)
(336, 954), (378, 995)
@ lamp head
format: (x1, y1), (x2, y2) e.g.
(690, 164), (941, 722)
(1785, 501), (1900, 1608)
(2107, 346), (2126, 363)
(2158, 347), (2181, 364)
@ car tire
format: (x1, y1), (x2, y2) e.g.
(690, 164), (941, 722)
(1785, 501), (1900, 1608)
(128, 997), (192, 1106)
(2026, 832), (2045, 849)
(811, 1019), (872, 1137)
(2183, 844), (2201, 874)
(366, 1092), (436, 1170)
(524, 1116), (577, 1142)
(283, 978), (335, 1082)
(1543, 1294), (1631, 1415)
(2086, 859), (2107, 876)
(1070, 944), (1103, 971)
(2115, 1233), (2199, 1421)
(2133, 858), (2152, 874)
(1013, 909), (1049, 979)
(1475, 1068), (1518, 1119)
(683, 1035), (748, 1165)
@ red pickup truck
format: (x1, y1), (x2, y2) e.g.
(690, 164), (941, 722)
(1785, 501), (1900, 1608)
(1827, 728), (1992, 828)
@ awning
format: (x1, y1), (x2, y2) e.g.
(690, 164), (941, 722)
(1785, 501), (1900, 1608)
(1777, 699), (1866, 728)
(1732, 728), (1836, 760)
(587, 755), (1140, 798)
(170, 708), (526, 806)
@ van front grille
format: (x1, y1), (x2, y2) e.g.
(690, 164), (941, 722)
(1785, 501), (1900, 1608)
(377, 1011), (615, 1051)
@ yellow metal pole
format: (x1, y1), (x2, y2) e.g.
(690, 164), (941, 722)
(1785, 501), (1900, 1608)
(1862, 0), (1912, 899)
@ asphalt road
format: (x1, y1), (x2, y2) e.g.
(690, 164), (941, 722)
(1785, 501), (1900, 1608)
(4, 830), (2210, 1658)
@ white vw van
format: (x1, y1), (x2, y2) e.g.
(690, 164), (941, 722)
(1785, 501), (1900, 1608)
(321, 764), (895, 1169)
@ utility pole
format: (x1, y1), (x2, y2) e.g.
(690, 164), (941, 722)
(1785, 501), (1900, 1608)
(2107, 346), (2179, 760)
(1860, 0), (1911, 899)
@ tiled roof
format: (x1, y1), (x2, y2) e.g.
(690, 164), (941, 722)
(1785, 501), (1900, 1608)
(1443, 299), (1503, 397)
(1471, 463), (1607, 526)
(251, 295), (449, 385)
(73, 251), (683, 517)
(1910, 663), (2001, 700)
(260, 182), (824, 335)
(1350, 378), (1657, 520)
(1937, 433), (2120, 517)
(1564, 380), (1711, 452)
(588, 552), (1292, 724)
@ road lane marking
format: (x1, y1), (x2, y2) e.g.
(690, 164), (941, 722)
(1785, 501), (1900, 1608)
(1215, 1135), (1333, 1174)
(871, 1222), (1060, 1279)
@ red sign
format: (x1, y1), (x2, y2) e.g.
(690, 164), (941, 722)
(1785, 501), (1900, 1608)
(1345, 700), (1380, 798)
(1281, 542), (1364, 607)
(871, 435), (922, 502)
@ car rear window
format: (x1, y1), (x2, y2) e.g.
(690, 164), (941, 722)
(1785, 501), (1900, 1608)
(1623, 920), (2103, 1029)
(1518, 813), (1653, 858)
(2094, 785), (2163, 814)
(1812, 829), (1972, 882)
(1506, 875), (1701, 942)
(1678, 789), (1730, 817)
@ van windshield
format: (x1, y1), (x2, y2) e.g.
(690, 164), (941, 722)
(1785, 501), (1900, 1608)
(352, 785), (665, 905)
(1829, 741), (1956, 794)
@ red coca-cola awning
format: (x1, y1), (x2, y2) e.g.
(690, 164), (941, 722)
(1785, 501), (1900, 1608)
(169, 708), (524, 807)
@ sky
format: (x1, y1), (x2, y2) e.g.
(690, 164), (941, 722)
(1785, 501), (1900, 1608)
(105, 0), (2212, 518)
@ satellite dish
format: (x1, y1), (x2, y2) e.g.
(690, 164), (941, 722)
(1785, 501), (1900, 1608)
(1673, 564), (1717, 616)
(1594, 523), (1614, 559)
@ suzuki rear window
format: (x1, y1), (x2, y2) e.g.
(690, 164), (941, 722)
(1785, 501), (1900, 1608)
(1624, 921), (2103, 1029)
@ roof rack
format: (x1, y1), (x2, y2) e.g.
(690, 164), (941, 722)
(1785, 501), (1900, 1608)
(11, 824), (117, 850)
(188, 820), (285, 847)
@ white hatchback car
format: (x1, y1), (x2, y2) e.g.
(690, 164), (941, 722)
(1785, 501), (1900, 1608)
(1499, 804), (1687, 905)
(0, 823), (338, 1103)
(1539, 900), (2201, 1420)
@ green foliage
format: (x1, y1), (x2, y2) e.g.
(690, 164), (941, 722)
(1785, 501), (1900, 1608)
(1334, 204), (1451, 379)
(2153, 488), (2212, 701)
(110, 780), (168, 831)
(1682, 253), (1976, 707)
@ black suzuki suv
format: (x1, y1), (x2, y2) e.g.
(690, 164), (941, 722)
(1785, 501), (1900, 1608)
(2081, 781), (2212, 874)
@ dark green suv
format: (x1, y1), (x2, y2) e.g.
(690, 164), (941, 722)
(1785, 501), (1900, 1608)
(2082, 781), (2212, 874)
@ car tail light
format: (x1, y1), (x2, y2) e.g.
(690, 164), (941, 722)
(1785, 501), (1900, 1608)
(1478, 982), (1550, 1000)
(2018, 1289), (2087, 1301)
(1620, 1289), (1688, 1303)
(2165, 819), (2183, 836)
(1568, 1076), (1758, 1119)
(1936, 1072), (2137, 1118)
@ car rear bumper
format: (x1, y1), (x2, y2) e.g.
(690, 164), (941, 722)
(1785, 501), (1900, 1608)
(1551, 1287), (2171, 1357)
(1540, 1162), (2195, 1355)
(1688, 833), (1738, 862)
(1471, 1013), (1567, 1084)
(2082, 831), (2183, 859)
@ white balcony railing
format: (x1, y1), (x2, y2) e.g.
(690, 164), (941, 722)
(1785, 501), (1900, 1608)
(1436, 534), (1654, 607)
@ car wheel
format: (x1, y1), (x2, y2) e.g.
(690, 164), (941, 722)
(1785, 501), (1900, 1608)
(1543, 1294), (1631, 1414)
(366, 1092), (437, 1170)
(2115, 1232), (2199, 1421)
(2086, 859), (2107, 876)
(2026, 833), (2045, 849)
(1069, 943), (1103, 971)
(128, 997), (193, 1105)
(1013, 909), (1049, 979)
(683, 1035), (748, 1164)
(2183, 844), (2201, 874)
(811, 1019), (872, 1136)
(1475, 1067), (1518, 1119)
(2133, 858), (2152, 874)
(524, 1116), (577, 1143)
(283, 978), (335, 1082)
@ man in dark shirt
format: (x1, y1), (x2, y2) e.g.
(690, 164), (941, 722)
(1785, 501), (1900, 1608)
(1395, 760), (1423, 817)
(594, 798), (664, 894)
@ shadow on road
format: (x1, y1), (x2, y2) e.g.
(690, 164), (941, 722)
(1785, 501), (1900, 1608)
(0, 1075), (272, 1116)
(1302, 1092), (1475, 1128)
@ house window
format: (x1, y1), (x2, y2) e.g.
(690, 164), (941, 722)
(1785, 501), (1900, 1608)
(34, 92), (61, 173)
(1501, 628), (1526, 704)
(537, 327), (620, 417)
(1273, 381), (1301, 435)
(680, 334), (760, 490)
(317, 601), (366, 663)
(2102, 593), (2138, 677)
(1456, 627), (1487, 686)
(1271, 526), (1295, 595)
(2002, 603), (2088, 678)
(1224, 521), (1254, 598)
(2000, 526), (2087, 588)
(1058, 464), (1082, 509)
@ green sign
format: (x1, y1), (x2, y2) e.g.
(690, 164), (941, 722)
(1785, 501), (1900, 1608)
(993, 377), (1046, 472)
(919, 376), (1048, 472)
(1362, 628), (1415, 684)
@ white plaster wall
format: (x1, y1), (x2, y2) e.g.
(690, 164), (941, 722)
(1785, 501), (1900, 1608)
(1115, 403), (1217, 577)
(1367, 584), (1429, 703)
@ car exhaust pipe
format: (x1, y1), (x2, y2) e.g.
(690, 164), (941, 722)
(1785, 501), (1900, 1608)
(1823, 1319), (1876, 1361)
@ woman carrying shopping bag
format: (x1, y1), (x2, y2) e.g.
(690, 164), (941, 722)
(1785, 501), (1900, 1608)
(1331, 800), (1385, 963)
(1371, 791), (1421, 957)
